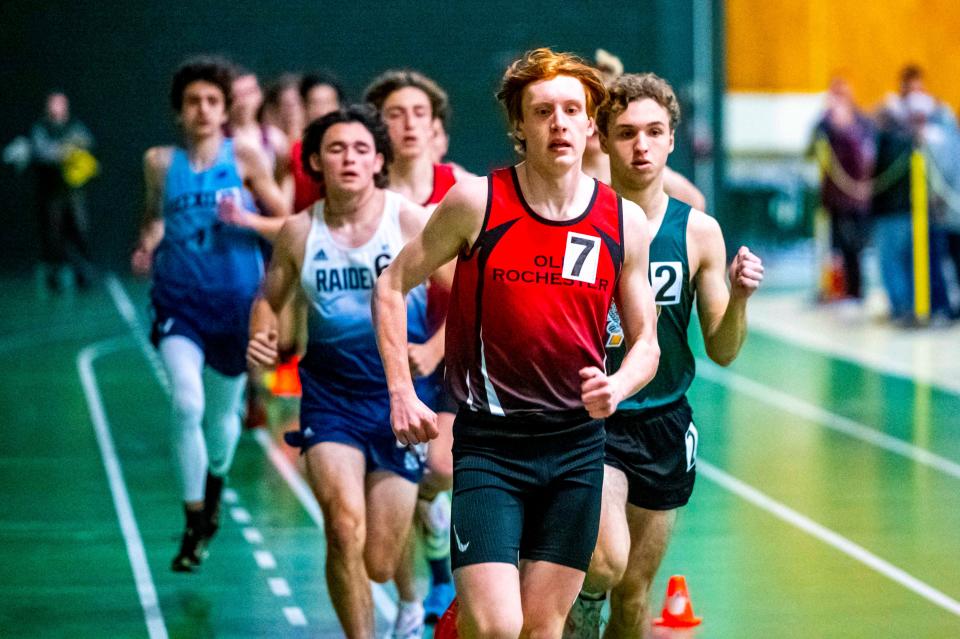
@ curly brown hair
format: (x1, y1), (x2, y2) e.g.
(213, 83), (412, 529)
(596, 73), (680, 138)
(170, 56), (236, 113)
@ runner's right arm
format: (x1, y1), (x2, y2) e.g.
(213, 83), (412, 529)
(373, 177), (486, 445)
(131, 147), (171, 276)
(248, 215), (307, 368)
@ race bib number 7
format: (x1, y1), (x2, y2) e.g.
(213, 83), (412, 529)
(562, 232), (600, 284)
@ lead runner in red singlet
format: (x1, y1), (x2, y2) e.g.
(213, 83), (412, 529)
(374, 48), (660, 638)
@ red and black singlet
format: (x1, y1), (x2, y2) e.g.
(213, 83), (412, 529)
(445, 166), (624, 418)
(425, 163), (457, 207)
(425, 163), (458, 332)
(291, 138), (325, 213)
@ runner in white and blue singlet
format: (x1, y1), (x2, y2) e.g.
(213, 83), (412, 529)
(247, 104), (449, 639)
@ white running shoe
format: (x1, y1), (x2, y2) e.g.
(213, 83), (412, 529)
(417, 491), (451, 560)
(392, 600), (425, 639)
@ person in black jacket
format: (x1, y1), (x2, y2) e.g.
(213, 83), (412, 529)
(30, 92), (96, 292)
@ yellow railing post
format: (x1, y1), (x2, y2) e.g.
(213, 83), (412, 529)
(910, 150), (931, 323)
(813, 138), (833, 300)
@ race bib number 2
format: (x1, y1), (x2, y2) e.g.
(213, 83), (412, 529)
(562, 232), (600, 284)
(650, 261), (682, 304)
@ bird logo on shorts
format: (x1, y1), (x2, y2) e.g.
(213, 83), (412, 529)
(404, 450), (419, 472)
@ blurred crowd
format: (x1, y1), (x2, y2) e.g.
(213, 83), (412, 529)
(812, 65), (960, 325)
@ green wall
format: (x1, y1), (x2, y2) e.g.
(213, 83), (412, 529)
(0, 0), (717, 272)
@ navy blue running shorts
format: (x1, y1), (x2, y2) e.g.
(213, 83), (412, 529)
(150, 304), (248, 377)
(284, 366), (430, 484)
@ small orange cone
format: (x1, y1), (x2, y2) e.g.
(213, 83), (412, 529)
(433, 597), (459, 639)
(269, 355), (302, 397)
(653, 575), (702, 628)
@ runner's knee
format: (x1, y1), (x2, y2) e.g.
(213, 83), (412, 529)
(170, 386), (203, 428)
(364, 555), (396, 584)
(585, 538), (627, 593)
(459, 607), (523, 639)
(325, 508), (366, 557)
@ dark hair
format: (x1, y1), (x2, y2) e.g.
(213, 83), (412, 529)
(900, 64), (924, 86)
(596, 72), (681, 137)
(170, 56), (236, 112)
(299, 71), (345, 104)
(300, 104), (392, 188)
(497, 47), (607, 153)
(264, 73), (301, 105)
(363, 69), (450, 125)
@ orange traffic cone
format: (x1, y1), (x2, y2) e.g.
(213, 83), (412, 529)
(433, 597), (459, 639)
(653, 575), (702, 628)
(270, 354), (302, 397)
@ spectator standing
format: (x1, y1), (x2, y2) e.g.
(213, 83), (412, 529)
(30, 91), (97, 292)
(812, 77), (875, 300)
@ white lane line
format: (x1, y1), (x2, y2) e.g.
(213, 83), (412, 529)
(243, 527), (264, 545)
(78, 338), (168, 639)
(252, 428), (399, 622)
(105, 274), (170, 392)
(697, 359), (960, 480)
(698, 459), (960, 617)
(283, 607), (308, 626)
(750, 311), (960, 396)
(254, 550), (277, 570)
(223, 488), (239, 504)
(230, 507), (252, 524)
(269, 577), (292, 597)
(108, 275), (397, 625)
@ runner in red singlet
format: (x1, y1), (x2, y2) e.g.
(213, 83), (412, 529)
(291, 72), (344, 212)
(373, 48), (660, 639)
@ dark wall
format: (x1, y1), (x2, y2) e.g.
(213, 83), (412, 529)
(0, 0), (707, 273)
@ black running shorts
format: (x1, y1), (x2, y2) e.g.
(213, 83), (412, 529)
(604, 397), (698, 510)
(449, 409), (605, 572)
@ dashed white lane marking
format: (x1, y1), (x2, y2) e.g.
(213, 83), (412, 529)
(251, 428), (399, 622)
(283, 607), (308, 626)
(230, 507), (252, 524)
(107, 276), (311, 628)
(242, 527), (264, 544)
(254, 550), (277, 570)
(269, 578), (292, 597)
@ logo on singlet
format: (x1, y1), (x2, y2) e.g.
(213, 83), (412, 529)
(315, 267), (376, 292)
(313, 249), (328, 261)
(605, 305), (624, 348)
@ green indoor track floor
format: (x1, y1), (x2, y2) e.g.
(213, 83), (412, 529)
(1, 274), (958, 638)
